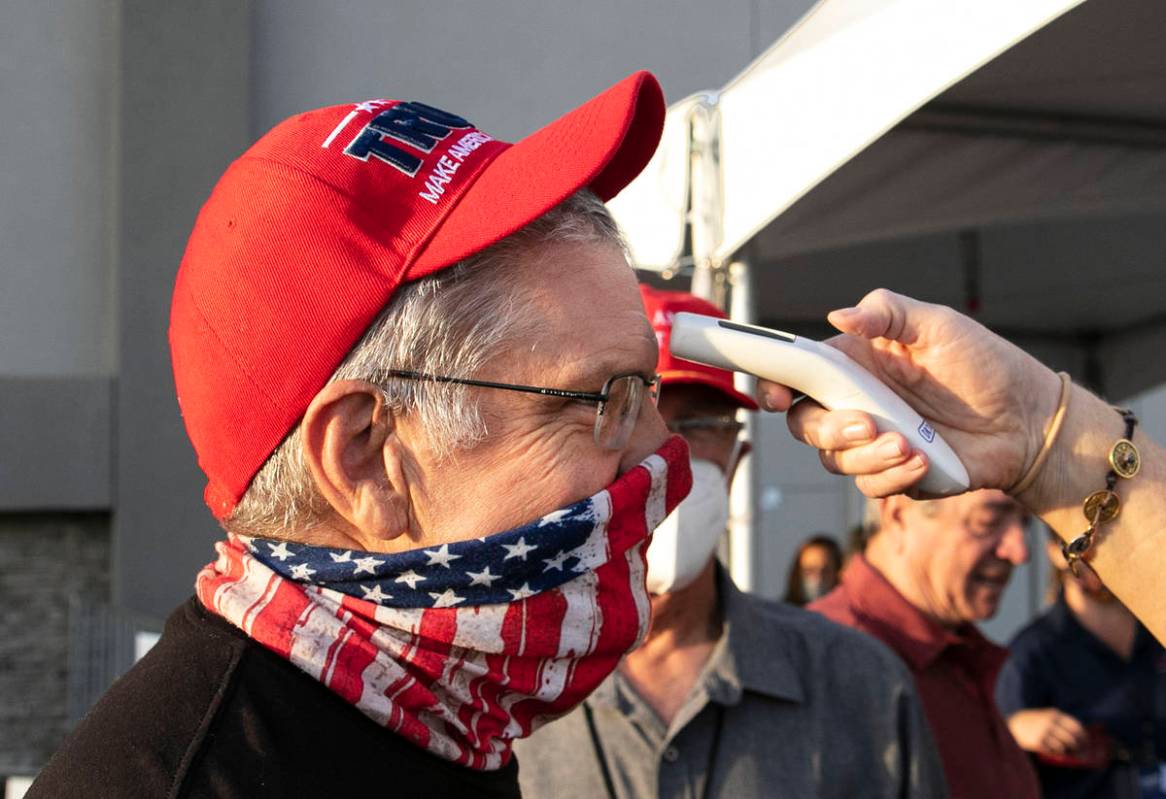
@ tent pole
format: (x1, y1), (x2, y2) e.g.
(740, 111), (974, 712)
(688, 95), (725, 308)
(727, 259), (759, 592)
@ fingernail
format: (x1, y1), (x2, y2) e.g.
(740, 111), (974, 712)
(842, 422), (871, 442)
(907, 454), (927, 470)
(830, 307), (860, 318)
(879, 438), (907, 459)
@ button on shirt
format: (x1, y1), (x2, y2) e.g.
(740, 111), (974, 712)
(515, 567), (947, 799)
(811, 554), (1040, 799)
(996, 595), (1166, 799)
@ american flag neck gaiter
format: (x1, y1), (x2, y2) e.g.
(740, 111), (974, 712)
(196, 435), (691, 771)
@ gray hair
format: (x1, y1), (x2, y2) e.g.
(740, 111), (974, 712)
(863, 494), (941, 541)
(226, 189), (627, 538)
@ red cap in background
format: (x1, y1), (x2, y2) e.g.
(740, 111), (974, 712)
(639, 285), (759, 411)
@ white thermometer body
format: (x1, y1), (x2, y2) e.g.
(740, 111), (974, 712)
(669, 312), (970, 496)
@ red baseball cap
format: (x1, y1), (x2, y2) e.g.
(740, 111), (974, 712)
(170, 71), (665, 519)
(640, 285), (759, 411)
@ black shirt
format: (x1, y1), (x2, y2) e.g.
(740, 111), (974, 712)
(997, 596), (1166, 799)
(29, 597), (521, 798)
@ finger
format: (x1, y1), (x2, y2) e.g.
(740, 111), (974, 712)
(755, 379), (795, 412)
(828, 288), (925, 346)
(1053, 715), (1089, 749)
(1047, 724), (1083, 754)
(818, 432), (912, 476)
(787, 404), (878, 451)
(1040, 731), (1069, 755)
(852, 454), (929, 498)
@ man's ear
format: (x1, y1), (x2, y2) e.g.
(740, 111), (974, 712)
(880, 496), (910, 551)
(301, 380), (410, 544)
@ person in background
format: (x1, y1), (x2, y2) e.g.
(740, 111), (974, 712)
(997, 531), (1166, 799)
(515, 286), (947, 799)
(810, 491), (1039, 799)
(784, 533), (843, 606)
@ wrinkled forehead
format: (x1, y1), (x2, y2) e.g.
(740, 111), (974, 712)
(506, 239), (656, 373)
(921, 488), (1014, 517)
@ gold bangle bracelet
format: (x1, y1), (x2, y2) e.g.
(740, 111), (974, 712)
(1009, 371), (1072, 497)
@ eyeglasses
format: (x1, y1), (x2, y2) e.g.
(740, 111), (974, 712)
(381, 369), (659, 450)
(667, 415), (744, 448)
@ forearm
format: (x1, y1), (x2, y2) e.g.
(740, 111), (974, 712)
(1021, 384), (1166, 642)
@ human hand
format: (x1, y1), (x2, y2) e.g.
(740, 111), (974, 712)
(1006, 708), (1090, 757)
(757, 289), (1061, 498)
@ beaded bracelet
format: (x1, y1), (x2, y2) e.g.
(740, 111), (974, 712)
(1062, 408), (1141, 577)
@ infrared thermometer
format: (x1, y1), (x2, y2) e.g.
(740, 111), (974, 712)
(670, 312), (970, 496)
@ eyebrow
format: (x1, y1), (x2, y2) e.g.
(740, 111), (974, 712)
(563, 327), (659, 392)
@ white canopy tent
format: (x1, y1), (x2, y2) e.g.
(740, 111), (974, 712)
(610, 0), (1166, 594)
(613, 0), (1166, 396)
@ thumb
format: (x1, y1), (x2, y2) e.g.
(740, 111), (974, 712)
(827, 289), (925, 346)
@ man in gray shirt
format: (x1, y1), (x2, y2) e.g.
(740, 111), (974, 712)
(514, 287), (946, 799)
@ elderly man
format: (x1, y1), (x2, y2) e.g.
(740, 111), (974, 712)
(810, 490), (1038, 798)
(29, 74), (691, 797)
(515, 287), (946, 799)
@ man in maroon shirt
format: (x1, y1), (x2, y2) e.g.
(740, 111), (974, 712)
(811, 489), (1039, 799)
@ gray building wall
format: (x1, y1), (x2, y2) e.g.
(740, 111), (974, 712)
(114, 1), (252, 615)
(0, 1), (117, 511)
(1, 1), (121, 777)
(0, 0), (118, 380)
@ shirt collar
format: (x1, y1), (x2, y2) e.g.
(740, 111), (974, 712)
(842, 554), (1005, 676)
(588, 565), (805, 712)
(707, 564), (804, 705)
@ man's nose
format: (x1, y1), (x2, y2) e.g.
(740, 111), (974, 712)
(996, 520), (1030, 565)
(618, 399), (671, 475)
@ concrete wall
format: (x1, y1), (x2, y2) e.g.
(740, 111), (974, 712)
(0, 2), (119, 776)
(0, 2), (118, 512)
(250, 0), (811, 140)
(0, 0), (118, 379)
(113, 1), (253, 615)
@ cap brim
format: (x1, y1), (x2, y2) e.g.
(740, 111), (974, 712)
(660, 369), (760, 411)
(408, 71), (665, 277)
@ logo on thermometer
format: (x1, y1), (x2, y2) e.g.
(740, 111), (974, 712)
(918, 421), (936, 444)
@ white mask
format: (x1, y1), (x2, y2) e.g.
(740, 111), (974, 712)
(800, 576), (828, 602)
(646, 458), (729, 594)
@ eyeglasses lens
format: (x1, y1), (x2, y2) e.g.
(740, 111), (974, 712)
(594, 376), (642, 450)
